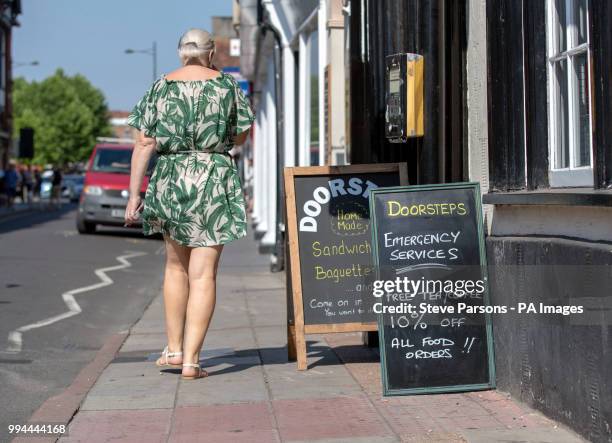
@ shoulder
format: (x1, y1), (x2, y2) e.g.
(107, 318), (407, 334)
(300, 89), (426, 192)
(219, 72), (239, 89)
(163, 67), (185, 79)
(135, 77), (168, 105)
(150, 77), (166, 94)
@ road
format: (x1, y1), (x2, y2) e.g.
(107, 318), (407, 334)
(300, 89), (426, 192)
(0, 204), (165, 436)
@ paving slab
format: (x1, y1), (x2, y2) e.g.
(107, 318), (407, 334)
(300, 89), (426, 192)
(60, 235), (587, 443)
(265, 363), (364, 400)
(168, 403), (278, 443)
(119, 332), (168, 353)
(254, 325), (294, 348)
(202, 326), (258, 348)
(176, 365), (268, 406)
(128, 296), (166, 334)
(273, 395), (393, 442)
(209, 303), (252, 329)
(324, 332), (586, 443)
(289, 438), (398, 443)
(59, 409), (172, 443)
(80, 362), (178, 410)
(462, 427), (586, 443)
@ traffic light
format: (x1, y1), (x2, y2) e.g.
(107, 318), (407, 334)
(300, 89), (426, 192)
(19, 127), (34, 158)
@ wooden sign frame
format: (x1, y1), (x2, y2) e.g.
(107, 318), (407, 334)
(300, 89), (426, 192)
(284, 163), (408, 370)
(369, 182), (496, 395)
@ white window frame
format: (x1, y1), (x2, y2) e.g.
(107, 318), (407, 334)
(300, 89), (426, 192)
(546, 0), (594, 187)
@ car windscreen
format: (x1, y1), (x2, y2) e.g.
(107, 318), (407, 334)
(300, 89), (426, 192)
(91, 149), (157, 175)
(64, 175), (84, 184)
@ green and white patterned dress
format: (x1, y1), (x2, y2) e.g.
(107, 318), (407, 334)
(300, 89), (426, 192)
(127, 72), (255, 247)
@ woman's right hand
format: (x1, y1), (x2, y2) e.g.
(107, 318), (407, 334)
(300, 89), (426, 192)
(124, 196), (144, 226)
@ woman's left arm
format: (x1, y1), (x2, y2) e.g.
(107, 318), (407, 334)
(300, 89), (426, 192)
(125, 131), (156, 226)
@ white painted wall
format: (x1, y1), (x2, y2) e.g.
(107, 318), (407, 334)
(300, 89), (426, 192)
(261, 64), (277, 248)
(317, 1), (327, 165)
(466, 0), (493, 232)
(298, 33), (312, 166)
(327, 0), (346, 165)
(252, 110), (263, 226)
(490, 205), (612, 243)
(252, 54), (279, 251)
(282, 45), (296, 167)
(465, 0), (612, 244)
(251, 0), (351, 253)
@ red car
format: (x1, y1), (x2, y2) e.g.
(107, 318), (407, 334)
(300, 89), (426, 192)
(76, 143), (156, 234)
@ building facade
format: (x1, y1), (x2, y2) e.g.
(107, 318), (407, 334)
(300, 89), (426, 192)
(482, 2), (611, 441)
(211, 15), (242, 70)
(237, 0), (347, 265)
(0, 0), (21, 169)
(108, 110), (137, 142)
(237, 1), (611, 439)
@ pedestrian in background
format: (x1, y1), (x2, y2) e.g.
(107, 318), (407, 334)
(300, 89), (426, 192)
(4, 161), (19, 208)
(21, 165), (33, 204)
(33, 167), (42, 201)
(125, 28), (255, 380)
(0, 169), (5, 207)
(50, 166), (63, 209)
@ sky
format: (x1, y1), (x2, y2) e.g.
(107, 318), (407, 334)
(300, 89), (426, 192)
(13, 0), (233, 111)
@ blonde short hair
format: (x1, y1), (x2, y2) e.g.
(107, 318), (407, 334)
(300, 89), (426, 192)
(178, 28), (215, 66)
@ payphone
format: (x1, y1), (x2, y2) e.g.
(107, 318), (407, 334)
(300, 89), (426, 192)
(385, 53), (424, 143)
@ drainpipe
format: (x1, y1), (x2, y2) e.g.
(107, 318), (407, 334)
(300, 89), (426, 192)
(258, 5), (285, 272)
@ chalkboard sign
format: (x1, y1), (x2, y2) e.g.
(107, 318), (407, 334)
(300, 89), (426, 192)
(285, 164), (407, 370)
(369, 182), (495, 395)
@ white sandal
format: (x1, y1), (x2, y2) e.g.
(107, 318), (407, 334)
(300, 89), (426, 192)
(155, 346), (183, 368)
(181, 362), (208, 380)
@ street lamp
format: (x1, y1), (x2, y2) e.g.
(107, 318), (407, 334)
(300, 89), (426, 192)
(124, 42), (157, 82)
(14, 61), (39, 68)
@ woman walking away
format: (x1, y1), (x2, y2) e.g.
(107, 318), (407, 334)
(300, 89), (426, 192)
(124, 28), (255, 380)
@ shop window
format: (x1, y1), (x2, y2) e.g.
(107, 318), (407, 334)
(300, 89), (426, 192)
(547, 0), (593, 187)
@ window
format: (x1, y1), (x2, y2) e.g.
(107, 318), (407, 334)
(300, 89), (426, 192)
(547, 0), (593, 187)
(0, 32), (4, 88)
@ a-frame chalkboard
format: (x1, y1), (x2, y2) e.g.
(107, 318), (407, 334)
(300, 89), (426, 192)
(369, 182), (495, 395)
(284, 163), (407, 370)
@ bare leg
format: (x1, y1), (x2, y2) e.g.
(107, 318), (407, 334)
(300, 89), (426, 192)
(182, 244), (223, 376)
(157, 235), (191, 366)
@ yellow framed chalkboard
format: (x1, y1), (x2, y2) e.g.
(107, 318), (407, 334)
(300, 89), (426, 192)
(284, 163), (408, 370)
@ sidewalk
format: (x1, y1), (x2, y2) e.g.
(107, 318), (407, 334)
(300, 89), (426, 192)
(54, 236), (584, 443)
(0, 202), (36, 220)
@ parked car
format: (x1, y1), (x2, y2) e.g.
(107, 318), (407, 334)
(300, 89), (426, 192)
(76, 144), (156, 234)
(39, 171), (83, 202)
(62, 175), (84, 202)
(39, 169), (54, 199)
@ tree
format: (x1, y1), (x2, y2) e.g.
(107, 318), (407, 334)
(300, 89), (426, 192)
(13, 69), (112, 164)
